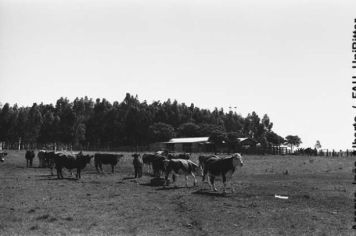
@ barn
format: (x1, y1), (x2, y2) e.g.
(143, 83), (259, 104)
(162, 137), (212, 153)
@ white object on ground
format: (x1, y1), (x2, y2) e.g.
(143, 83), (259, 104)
(274, 194), (289, 200)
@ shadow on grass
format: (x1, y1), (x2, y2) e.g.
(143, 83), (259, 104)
(122, 176), (136, 180)
(156, 186), (187, 191)
(192, 189), (227, 197)
(37, 177), (78, 181)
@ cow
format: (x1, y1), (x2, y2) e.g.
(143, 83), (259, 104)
(132, 153), (143, 178)
(38, 150), (56, 175)
(205, 153), (243, 193)
(0, 152), (8, 162)
(151, 154), (168, 177)
(54, 152), (93, 179)
(0, 152), (7, 162)
(198, 155), (221, 182)
(164, 159), (200, 187)
(94, 153), (124, 173)
(25, 150), (35, 167)
(167, 153), (191, 160)
(142, 153), (156, 173)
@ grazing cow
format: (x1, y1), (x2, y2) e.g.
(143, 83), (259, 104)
(94, 153), (123, 173)
(0, 152), (7, 162)
(132, 153), (143, 178)
(205, 153), (243, 193)
(167, 153), (191, 160)
(54, 152), (93, 179)
(25, 150), (35, 167)
(151, 154), (168, 177)
(198, 155), (221, 182)
(164, 159), (200, 187)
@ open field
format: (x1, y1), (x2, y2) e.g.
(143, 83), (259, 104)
(0, 150), (354, 235)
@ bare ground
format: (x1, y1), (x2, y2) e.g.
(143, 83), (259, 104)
(0, 151), (354, 235)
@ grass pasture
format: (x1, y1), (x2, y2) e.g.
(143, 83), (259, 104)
(0, 151), (354, 235)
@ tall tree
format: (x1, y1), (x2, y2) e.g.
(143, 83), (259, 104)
(285, 135), (302, 152)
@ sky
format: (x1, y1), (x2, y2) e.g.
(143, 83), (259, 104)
(0, 0), (355, 150)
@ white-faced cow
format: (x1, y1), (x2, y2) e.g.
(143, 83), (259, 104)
(25, 150), (35, 167)
(205, 153), (243, 193)
(0, 152), (7, 162)
(94, 153), (123, 173)
(164, 159), (200, 187)
(54, 152), (93, 179)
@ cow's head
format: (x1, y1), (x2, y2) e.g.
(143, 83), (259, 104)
(0, 157), (4, 162)
(232, 153), (243, 167)
(132, 153), (140, 159)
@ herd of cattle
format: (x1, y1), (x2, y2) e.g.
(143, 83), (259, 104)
(13, 150), (244, 193)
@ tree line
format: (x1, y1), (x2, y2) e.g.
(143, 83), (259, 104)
(0, 93), (300, 150)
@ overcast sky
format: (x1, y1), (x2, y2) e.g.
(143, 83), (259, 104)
(0, 0), (355, 150)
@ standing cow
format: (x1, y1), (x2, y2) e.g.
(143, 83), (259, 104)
(94, 153), (124, 173)
(25, 150), (35, 167)
(132, 153), (143, 178)
(205, 153), (243, 193)
(0, 152), (7, 162)
(54, 152), (93, 179)
(164, 159), (200, 187)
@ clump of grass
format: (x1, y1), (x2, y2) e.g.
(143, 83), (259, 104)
(36, 214), (50, 221)
(30, 225), (39, 230)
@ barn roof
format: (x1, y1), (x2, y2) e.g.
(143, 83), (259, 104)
(165, 137), (210, 144)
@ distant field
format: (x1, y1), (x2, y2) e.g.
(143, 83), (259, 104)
(0, 151), (353, 235)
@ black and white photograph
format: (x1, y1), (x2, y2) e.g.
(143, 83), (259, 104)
(0, 0), (355, 235)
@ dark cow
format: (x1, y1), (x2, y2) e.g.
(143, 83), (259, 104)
(54, 152), (93, 179)
(167, 153), (191, 160)
(164, 159), (200, 187)
(132, 153), (143, 178)
(142, 153), (156, 173)
(94, 153), (124, 173)
(0, 152), (7, 162)
(38, 150), (56, 175)
(151, 154), (168, 177)
(205, 153), (243, 193)
(25, 150), (35, 167)
(198, 155), (221, 182)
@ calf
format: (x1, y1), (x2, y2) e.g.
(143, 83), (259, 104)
(94, 153), (123, 173)
(205, 153), (243, 193)
(132, 153), (143, 178)
(54, 153), (93, 179)
(164, 159), (199, 187)
(0, 152), (8, 162)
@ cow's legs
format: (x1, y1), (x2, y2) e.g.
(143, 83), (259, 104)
(208, 175), (217, 191)
(191, 172), (197, 186)
(185, 175), (188, 187)
(111, 164), (114, 173)
(30, 159), (33, 167)
(222, 175), (227, 193)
